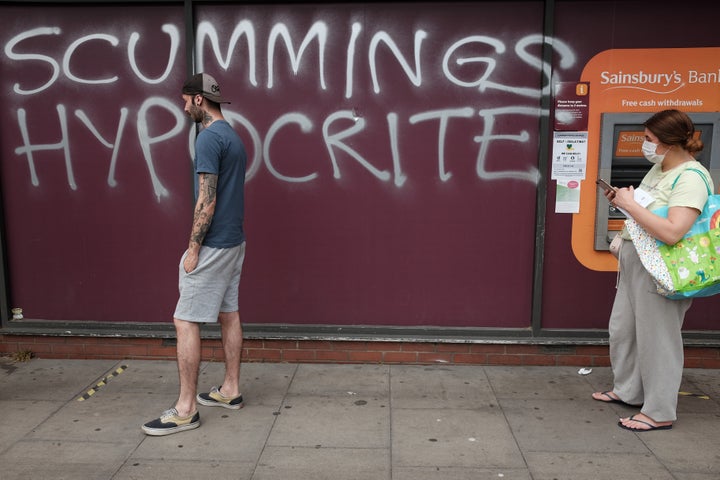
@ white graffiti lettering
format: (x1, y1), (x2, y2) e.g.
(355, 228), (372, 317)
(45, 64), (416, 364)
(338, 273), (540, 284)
(5, 23), (181, 93)
(74, 107), (129, 187)
(386, 112), (407, 188)
(128, 24), (180, 84)
(63, 33), (119, 85)
(196, 20), (257, 86)
(15, 105), (75, 189)
(409, 108), (475, 181)
(4, 19), (577, 199)
(344, 22), (362, 99)
(136, 97), (185, 201)
(474, 106), (542, 183)
(5, 27), (62, 95)
(324, 110), (390, 182)
(369, 29), (427, 94)
(264, 113), (317, 182)
(268, 22), (327, 90)
(13, 102), (548, 198)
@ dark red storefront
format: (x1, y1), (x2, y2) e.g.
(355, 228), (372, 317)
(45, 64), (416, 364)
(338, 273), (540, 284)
(0, 1), (718, 364)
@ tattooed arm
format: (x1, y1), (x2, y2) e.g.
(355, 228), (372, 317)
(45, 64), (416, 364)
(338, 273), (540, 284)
(183, 172), (218, 273)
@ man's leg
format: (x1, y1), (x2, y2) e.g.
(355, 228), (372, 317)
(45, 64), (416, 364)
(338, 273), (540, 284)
(196, 244), (245, 408)
(174, 318), (201, 416)
(141, 317), (202, 435)
(217, 311), (242, 398)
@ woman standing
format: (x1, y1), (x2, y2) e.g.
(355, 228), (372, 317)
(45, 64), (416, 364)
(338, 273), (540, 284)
(592, 109), (713, 431)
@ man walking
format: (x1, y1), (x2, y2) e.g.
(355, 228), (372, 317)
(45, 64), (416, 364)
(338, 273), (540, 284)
(143, 73), (247, 436)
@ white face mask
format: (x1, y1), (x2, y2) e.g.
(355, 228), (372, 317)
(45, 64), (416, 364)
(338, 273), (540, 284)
(641, 140), (667, 164)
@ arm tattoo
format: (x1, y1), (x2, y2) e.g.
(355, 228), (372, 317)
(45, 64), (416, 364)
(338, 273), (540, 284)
(201, 173), (218, 204)
(190, 173), (218, 246)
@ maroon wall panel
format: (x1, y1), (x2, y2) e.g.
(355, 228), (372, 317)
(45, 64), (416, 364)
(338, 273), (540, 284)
(0, 5), (189, 323)
(2, 1), (719, 333)
(0, 2), (546, 327)
(197, 2), (545, 327)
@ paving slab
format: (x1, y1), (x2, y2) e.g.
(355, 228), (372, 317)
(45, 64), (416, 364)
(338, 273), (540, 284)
(0, 358), (120, 401)
(104, 359), (182, 395)
(393, 466), (532, 480)
(390, 364), (494, 409)
(0, 358), (718, 480)
(683, 368), (720, 400)
(0, 438), (132, 480)
(113, 459), (256, 480)
(25, 390), (159, 443)
(523, 451), (676, 480)
(499, 397), (649, 454)
(485, 365), (598, 401)
(288, 363), (389, 397)
(0, 400), (62, 452)
(391, 407), (525, 469)
(254, 446), (389, 480)
(267, 394), (389, 448)
(634, 413), (720, 475)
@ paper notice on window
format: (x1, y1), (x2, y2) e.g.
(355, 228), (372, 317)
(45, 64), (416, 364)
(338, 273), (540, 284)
(551, 132), (588, 180)
(555, 178), (581, 213)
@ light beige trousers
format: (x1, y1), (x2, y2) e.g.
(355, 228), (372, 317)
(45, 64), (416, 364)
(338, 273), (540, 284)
(608, 240), (691, 422)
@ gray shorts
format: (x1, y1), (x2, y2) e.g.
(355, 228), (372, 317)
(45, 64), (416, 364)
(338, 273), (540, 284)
(173, 242), (246, 323)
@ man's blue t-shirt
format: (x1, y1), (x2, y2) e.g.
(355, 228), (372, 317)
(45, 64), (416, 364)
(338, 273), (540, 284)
(194, 120), (247, 248)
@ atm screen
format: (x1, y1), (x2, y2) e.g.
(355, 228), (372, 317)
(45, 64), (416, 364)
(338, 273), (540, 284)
(609, 124), (711, 189)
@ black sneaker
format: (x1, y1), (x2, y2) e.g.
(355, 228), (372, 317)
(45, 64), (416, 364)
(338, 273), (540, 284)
(142, 408), (200, 436)
(197, 386), (244, 410)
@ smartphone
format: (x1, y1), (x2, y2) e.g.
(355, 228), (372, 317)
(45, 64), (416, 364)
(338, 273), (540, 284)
(596, 178), (615, 193)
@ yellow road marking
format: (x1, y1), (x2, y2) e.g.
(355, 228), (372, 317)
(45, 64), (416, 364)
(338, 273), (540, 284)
(678, 391), (710, 400)
(77, 365), (128, 401)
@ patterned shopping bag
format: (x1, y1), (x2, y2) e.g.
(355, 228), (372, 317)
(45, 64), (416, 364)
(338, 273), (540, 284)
(626, 169), (720, 299)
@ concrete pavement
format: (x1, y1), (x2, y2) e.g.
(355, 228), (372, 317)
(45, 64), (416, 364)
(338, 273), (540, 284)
(1, 357), (718, 479)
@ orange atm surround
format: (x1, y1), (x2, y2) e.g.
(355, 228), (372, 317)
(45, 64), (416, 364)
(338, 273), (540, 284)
(570, 47), (720, 272)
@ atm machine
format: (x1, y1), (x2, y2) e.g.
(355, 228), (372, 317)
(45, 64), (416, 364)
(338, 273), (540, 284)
(595, 112), (720, 252)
